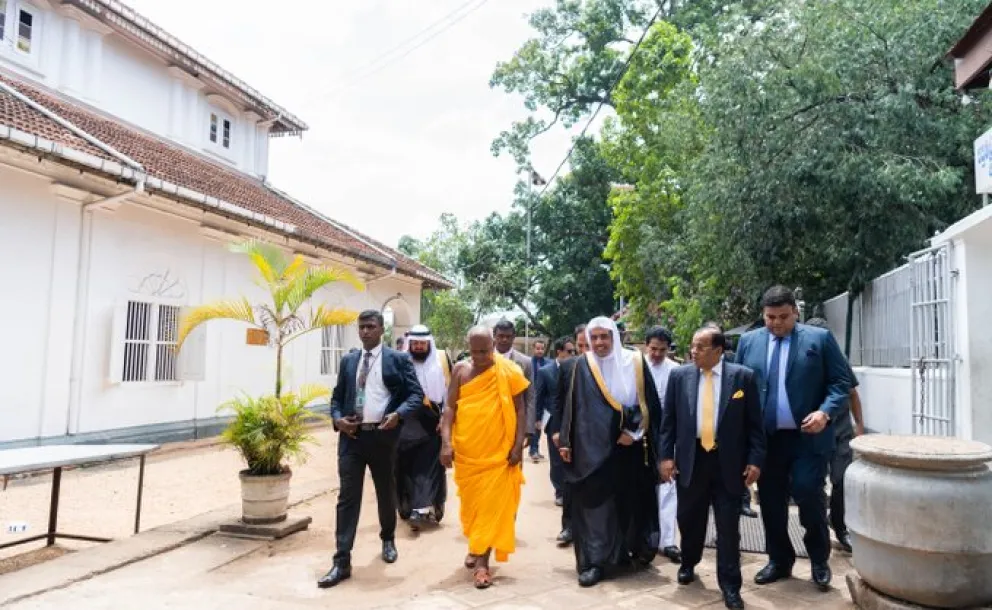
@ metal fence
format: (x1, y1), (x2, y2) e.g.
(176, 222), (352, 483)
(821, 264), (912, 368)
(908, 244), (956, 437)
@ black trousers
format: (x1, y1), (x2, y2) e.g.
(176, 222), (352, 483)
(759, 430), (830, 566)
(828, 429), (854, 536)
(529, 427), (545, 456)
(548, 432), (564, 497)
(548, 432), (571, 530)
(333, 429), (399, 565)
(677, 442), (742, 592)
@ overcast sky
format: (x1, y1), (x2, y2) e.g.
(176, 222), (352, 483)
(124, 0), (579, 248)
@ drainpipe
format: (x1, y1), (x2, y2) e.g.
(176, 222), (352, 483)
(66, 181), (145, 435)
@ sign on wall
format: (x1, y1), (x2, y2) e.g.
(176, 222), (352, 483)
(974, 126), (992, 194)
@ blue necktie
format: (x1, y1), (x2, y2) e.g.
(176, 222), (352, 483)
(765, 337), (783, 433)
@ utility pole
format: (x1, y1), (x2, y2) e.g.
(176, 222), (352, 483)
(526, 168), (547, 353)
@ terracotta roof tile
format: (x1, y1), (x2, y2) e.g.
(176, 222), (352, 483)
(0, 73), (451, 288)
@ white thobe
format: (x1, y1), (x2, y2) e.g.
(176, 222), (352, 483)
(649, 357), (679, 549)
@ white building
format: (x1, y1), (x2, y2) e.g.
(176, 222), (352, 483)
(0, 0), (449, 448)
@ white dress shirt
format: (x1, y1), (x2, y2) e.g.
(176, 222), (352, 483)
(648, 358), (677, 405)
(696, 360), (722, 439)
(356, 343), (390, 423)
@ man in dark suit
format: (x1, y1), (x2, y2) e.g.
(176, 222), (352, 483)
(660, 326), (764, 610)
(493, 319), (538, 453)
(534, 339), (575, 513)
(735, 286), (851, 591)
(547, 324), (589, 547)
(529, 340), (550, 461)
(318, 310), (425, 589)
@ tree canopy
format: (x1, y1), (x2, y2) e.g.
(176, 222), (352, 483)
(483, 0), (991, 348)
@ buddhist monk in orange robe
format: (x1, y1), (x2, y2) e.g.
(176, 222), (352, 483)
(440, 326), (528, 589)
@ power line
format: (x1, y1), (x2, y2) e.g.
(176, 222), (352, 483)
(336, 0), (491, 94)
(534, 7), (662, 198)
(342, 0), (484, 79)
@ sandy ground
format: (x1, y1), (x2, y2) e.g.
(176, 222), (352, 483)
(0, 428), (339, 566)
(4, 437), (856, 610)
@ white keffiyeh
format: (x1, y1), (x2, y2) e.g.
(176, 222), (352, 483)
(585, 316), (638, 406)
(405, 325), (447, 404)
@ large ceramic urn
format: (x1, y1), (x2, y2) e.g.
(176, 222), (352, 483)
(846, 434), (992, 608)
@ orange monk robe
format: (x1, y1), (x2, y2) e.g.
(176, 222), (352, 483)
(452, 355), (529, 562)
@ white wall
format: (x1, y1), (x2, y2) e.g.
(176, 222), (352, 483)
(0, 3), (272, 177)
(0, 167), (67, 441)
(0, 169), (423, 444)
(854, 367), (914, 436)
(942, 219), (992, 446)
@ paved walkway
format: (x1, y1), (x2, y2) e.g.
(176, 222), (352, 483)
(4, 438), (857, 609)
(0, 430), (339, 564)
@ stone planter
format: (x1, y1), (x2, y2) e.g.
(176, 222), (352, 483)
(239, 470), (291, 525)
(846, 435), (992, 608)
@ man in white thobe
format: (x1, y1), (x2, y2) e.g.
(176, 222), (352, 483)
(645, 326), (681, 564)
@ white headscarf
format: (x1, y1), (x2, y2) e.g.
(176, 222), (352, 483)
(585, 316), (638, 406)
(405, 325), (447, 404)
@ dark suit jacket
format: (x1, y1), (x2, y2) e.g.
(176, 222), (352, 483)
(735, 324), (851, 455)
(659, 362), (765, 495)
(503, 350), (537, 429)
(534, 360), (559, 428)
(330, 346), (424, 425)
(548, 357), (578, 436)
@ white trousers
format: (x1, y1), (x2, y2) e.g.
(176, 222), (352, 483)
(656, 480), (678, 549)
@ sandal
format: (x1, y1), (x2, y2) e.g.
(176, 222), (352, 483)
(464, 554), (477, 570)
(473, 566), (493, 589)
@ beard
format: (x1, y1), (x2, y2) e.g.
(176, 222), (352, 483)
(410, 350), (430, 362)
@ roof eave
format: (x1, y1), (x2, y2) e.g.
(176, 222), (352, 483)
(63, 0), (309, 133)
(0, 129), (438, 286)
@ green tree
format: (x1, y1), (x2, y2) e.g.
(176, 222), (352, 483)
(600, 20), (707, 329)
(688, 0), (992, 331)
(398, 214), (480, 352)
(457, 139), (619, 339)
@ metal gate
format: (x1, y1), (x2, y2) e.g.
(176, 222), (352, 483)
(908, 243), (956, 437)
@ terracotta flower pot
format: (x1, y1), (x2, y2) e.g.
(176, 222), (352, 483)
(239, 470), (291, 525)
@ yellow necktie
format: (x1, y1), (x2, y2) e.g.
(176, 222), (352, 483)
(701, 370), (716, 451)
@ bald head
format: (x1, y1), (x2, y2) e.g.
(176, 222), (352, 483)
(467, 325), (493, 342)
(466, 325), (495, 369)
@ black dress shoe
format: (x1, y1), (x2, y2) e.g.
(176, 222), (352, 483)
(722, 589), (745, 609)
(578, 566), (603, 587)
(754, 563), (791, 585)
(317, 565), (351, 588)
(556, 528), (572, 546)
(837, 531), (853, 553)
(554, 494), (564, 507)
(812, 562), (832, 590)
(741, 506), (759, 518)
(662, 546), (682, 564)
(677, 566), (695, 585)
(382, 540), (398, 564)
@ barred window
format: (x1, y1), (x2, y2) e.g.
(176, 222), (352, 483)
(119, 301), (180, 383)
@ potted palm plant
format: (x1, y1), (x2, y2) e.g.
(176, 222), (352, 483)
(177, 239), (362, 524)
